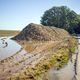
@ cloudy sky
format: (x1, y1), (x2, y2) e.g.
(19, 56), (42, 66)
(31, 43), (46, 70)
(0, 0), (80, 30)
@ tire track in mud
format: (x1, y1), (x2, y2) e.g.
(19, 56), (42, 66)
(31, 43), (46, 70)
(0, 39), (70, 80)
(0, 51), (46, 80)
(0, 41), (60, 80)
(72, 36), (80, 80)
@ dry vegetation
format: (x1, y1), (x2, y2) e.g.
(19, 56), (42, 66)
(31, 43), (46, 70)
(5, 37), (76, 80)
(0, 30), (20, 37)
(12, 23), (70, 41)
(0, 23), (77, 80)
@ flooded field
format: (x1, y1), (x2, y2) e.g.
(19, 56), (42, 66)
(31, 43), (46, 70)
(43, 36), (80, 80)
(0, 37), (51, 80)
(0, 36), (80, 80)
(44, 59), (76, 80)
(0, 37), (22, 60)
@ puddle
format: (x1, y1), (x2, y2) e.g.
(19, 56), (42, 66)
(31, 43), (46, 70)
(43, 35), (80, 80)
(45, 60), (75, 80)
(0, 37), (22, 60)
(0, 36), (80, 80)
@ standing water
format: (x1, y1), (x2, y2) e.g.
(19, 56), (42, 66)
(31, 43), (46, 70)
(43, 35), (80, 80)
(0, 36), (80, 80)
(44, 60), (75, 80)
(76, 35), (80, 80)
(0, 37), (21, 60)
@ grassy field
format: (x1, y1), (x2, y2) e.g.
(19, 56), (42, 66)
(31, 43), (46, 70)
(0, 30), (20, 37)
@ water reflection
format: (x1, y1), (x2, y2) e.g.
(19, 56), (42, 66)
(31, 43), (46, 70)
(46, 61), (75, 80)
(72, 75), (77, 80)
(0, 37), (21, 60)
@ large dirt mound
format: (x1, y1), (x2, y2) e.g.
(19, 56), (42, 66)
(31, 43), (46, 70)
(12, 23), (70, 41)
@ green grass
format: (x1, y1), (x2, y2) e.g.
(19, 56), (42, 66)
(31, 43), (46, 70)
(68, 37), (77, 54)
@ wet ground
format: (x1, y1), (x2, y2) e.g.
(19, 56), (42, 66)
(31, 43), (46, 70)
(0, 37), (22, 60)
(44, 59), (76, 80)
(0, 36), (80, 80)
(44, 35), (80, 80)
(0, 37), (47, 80)
(76, 36), (80, 80)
